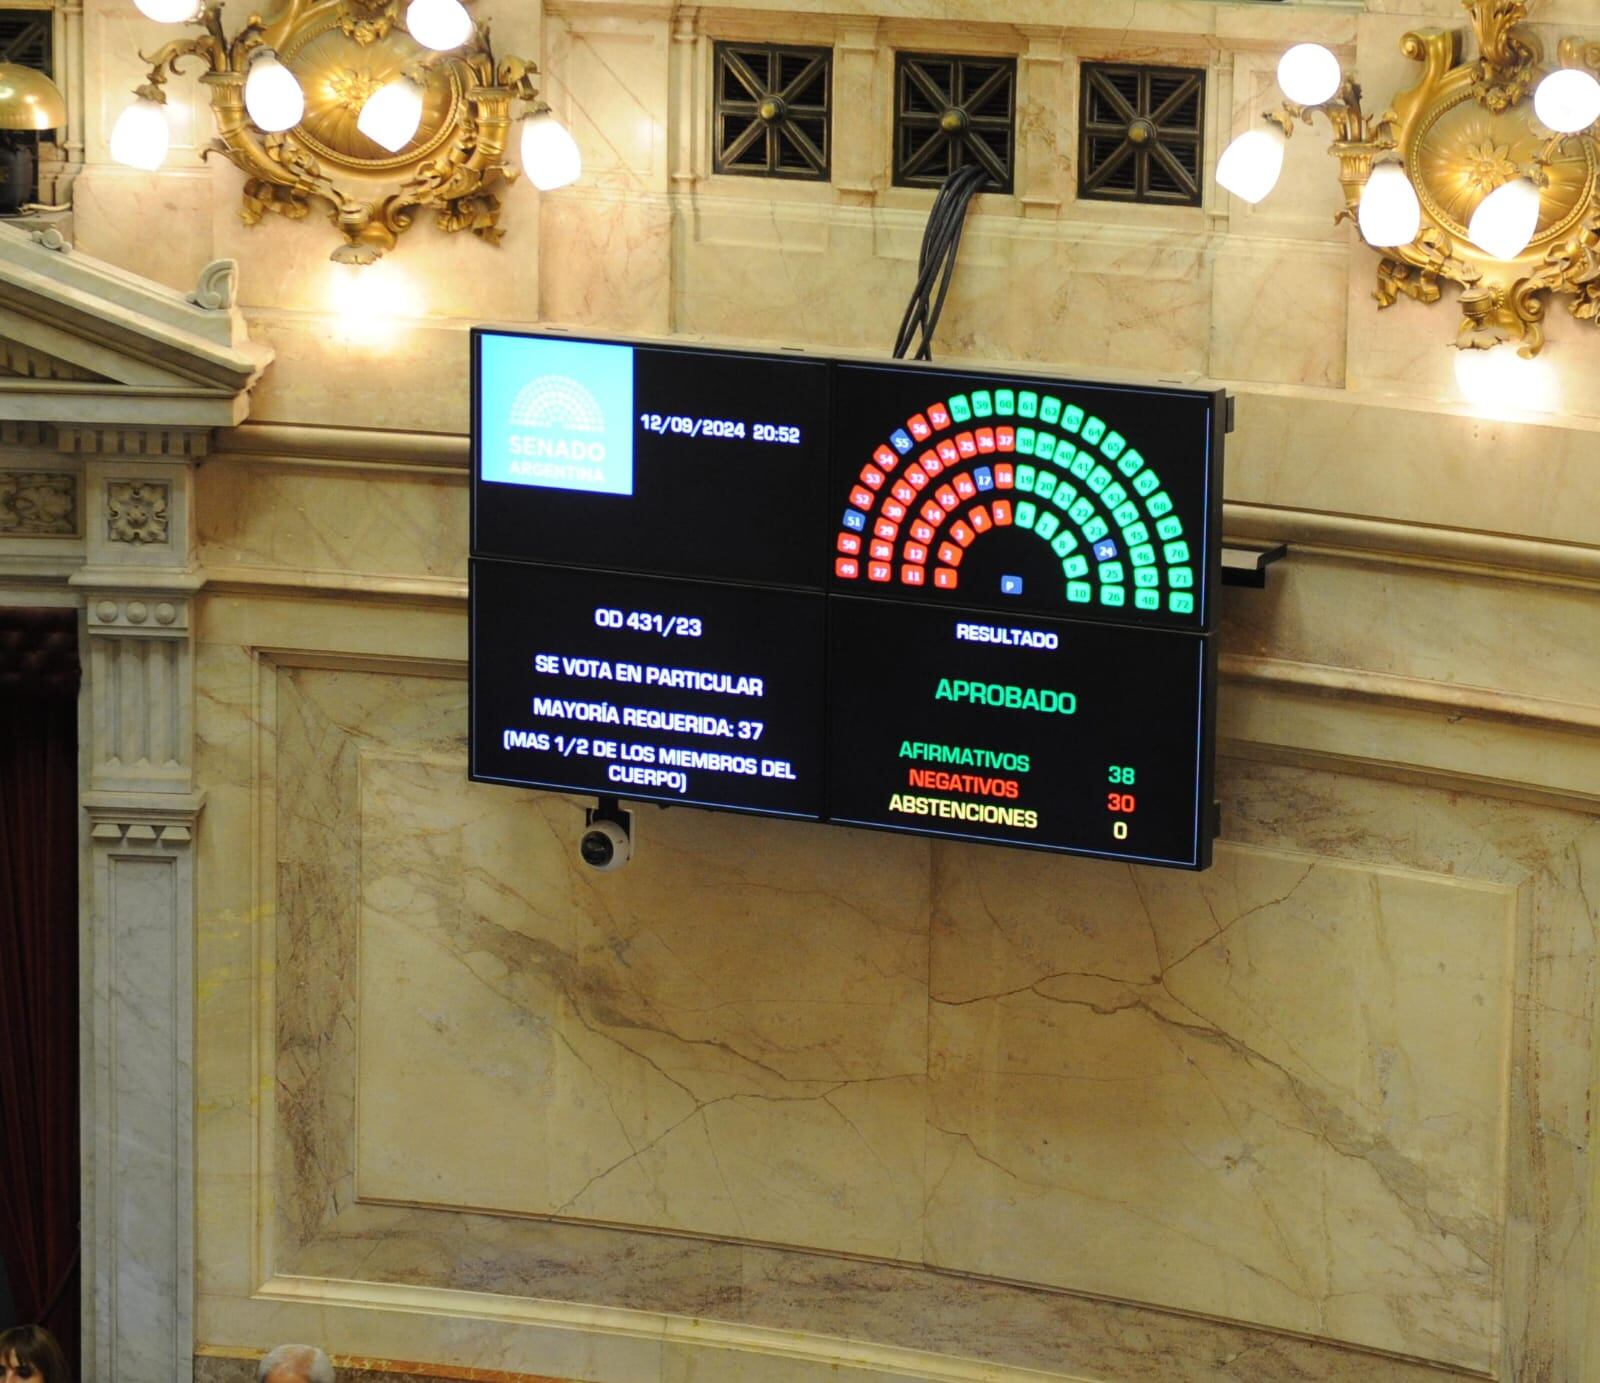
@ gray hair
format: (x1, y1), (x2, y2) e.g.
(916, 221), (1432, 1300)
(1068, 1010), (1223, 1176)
(257, 1344), (335, 1383)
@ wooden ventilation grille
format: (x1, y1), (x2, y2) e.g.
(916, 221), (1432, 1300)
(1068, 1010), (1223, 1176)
(1079, 63), (1204, 207)
(0, 10), (50, 69)
(713, 43), (831, 180)
(894, 53), (1016, 193)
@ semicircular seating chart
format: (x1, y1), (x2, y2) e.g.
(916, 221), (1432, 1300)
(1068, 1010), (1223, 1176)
(833, 386), (1195, 618)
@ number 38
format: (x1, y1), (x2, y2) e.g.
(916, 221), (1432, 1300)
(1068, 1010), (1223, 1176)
(1107, 765), (1136, 785)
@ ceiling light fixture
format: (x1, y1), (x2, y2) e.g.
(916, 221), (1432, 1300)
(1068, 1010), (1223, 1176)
(1217, 0), (1600, 356)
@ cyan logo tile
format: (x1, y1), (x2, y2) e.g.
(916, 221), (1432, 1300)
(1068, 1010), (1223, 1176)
(479, 336), (635, 495)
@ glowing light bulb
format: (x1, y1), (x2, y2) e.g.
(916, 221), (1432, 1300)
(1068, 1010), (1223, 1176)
(244, 51), (304, 132)
(1453, 348), (1561, 417)
(1468, 177), (1541, 260)
(132, 0), (202, 21)
(1534, 68), (1600, 134)
(520, 111), (581, 191)
(1277, 44), (1342, 107)
(1357, 162), (1421, 247)
(1216, 125), (1285, 205)
(328, 258), (423, 346)
(405, 0), (474, 52)
(357, 75), (425, 153)
(109, 95), (169, 171)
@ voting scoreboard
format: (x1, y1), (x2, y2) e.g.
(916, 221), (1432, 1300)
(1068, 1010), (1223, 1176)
(470, 329), (1225, 869)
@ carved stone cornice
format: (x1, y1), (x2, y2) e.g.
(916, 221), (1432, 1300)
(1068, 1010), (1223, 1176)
(82, 790), (204, 847)
(54, 425), (213, 457)
(0, 220), (272, 429)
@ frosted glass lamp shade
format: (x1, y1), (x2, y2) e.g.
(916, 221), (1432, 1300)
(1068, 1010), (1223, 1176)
(1534, 68), (1600, 134)
(357, 75), (425, 152)
(521, 111), (581, 191)
(1468, 177), (1542, 260)
(1357, 162), (1421, 247)
(109, 96), (169, 171)
(1277, 44), (1342, 107)
(244, 52), (304, 132)
(1216, 126), (1286, 204)
(406, 0), (474, 52)
(133, 0), (201, 20)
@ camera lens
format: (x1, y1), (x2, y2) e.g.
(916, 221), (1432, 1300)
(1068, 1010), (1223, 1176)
(580, 830), (614, 867)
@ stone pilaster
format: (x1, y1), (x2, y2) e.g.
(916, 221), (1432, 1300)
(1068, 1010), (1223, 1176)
(70, 440), (205, 1383)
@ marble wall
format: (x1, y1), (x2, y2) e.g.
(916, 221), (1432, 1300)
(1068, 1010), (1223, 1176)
(34, 0), (1600, 1378)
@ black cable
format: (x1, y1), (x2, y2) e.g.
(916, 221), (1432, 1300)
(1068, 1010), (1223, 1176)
(892, 162), (990, 362)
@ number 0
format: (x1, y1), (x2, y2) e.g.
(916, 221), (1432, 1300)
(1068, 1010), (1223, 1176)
(1113, 821), (1128, 840)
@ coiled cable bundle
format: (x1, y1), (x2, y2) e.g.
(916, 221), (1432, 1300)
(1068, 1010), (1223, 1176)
(891, 162), (991, 362)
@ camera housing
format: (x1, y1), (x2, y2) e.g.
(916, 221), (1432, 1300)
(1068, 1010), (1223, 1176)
(580, 798), (633, 871)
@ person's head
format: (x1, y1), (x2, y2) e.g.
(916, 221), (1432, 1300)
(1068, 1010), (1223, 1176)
(257, 1344), (334, 1383)
(0, 1325), (70, 1383)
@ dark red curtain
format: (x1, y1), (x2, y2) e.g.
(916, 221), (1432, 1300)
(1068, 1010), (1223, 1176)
(0, 609), (80, 1375)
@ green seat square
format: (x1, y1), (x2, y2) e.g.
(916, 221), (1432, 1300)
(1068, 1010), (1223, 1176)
(1067, 581), (1092, 603)
(1134, 590), (1160, 611)
(1133, 566), (1160, 588)
(1015, 427), (1036, 456)
(1014, 500), (1038, 530)
(1039, 396), (1062, 424)
(1081, 416), (1106, 445)
(948, 395), (972, 422)
(1082, 516), (1109, 542)
(1051, 531), (1077, 557)
(1147, 491), (1173, 517)
(1068, 498), (1095, 524)
(1062, 403), (1084, 433)
(1015, 464), (1036, 491)
(1112, 502), (1140, 527)
(1034, 512), (1060, 541)
(1064, 554), (1089, 578)
(1133, 470), (1160, 496)
(1168, 592), (1195, 615)
(1117, 449), (1144, 477)
(1169, 566), (1193, 589)
(1100, 430), (1126, 460)
(1098, 561), (1124, 584)
(1124, 522), (1149, 545)
(1011, 390), (1031, 417)
(971, 390), (993, 417)
(1101, 482), (1127, 509)
(1156, 515), (1184, 540)
(1130, 544), (1156, 567)
(1099, 585), (1126, 607)
(1032, 470), (1058, 498)
(1034, 434), (1057, 462)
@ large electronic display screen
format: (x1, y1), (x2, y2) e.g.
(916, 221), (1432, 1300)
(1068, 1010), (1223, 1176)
(470, 328), (1224, 869)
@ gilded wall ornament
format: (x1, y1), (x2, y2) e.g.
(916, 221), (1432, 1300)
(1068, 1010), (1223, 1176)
(119, 0), (547, 263)
(1234, 0), (1600, 356)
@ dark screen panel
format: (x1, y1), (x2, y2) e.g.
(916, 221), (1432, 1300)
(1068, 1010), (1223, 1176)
(828, 362), (1218, 630)
(471, 559), (826, 817)
(473, 329), (831, 589)
(827, 597), (1212, 867)
(469, 330), (1224, 869)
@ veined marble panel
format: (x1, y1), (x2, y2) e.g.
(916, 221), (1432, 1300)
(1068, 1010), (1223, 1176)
(925, 843), (1514, 1370)
(353, 750), (929, 1257)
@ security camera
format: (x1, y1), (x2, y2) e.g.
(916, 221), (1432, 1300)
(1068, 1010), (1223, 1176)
(580, 799), (633, 871)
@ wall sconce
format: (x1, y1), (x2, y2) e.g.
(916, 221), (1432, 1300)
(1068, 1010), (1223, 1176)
(110, 0), (581, 264)
(1218, 0), (1600, 358)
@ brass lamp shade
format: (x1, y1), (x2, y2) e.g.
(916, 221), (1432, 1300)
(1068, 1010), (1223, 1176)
(0, 63), (66, 131)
